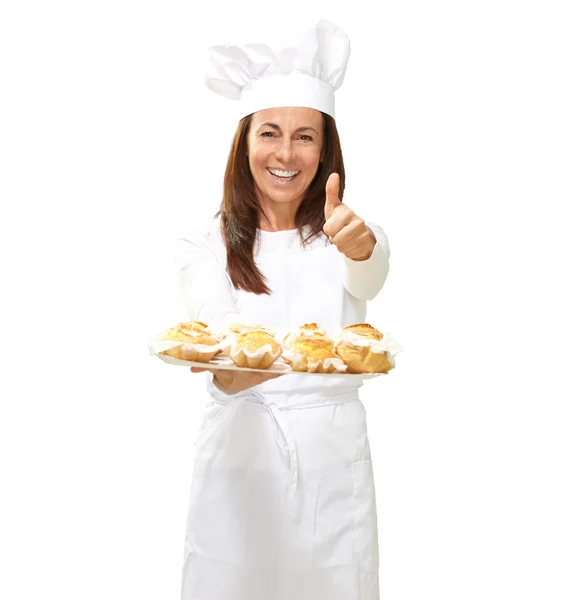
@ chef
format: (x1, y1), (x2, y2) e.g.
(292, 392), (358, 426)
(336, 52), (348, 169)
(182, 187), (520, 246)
(177, 19), (391, 600)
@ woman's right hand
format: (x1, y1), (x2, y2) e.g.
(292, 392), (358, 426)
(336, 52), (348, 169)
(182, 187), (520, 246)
(190, 366), (282, 395)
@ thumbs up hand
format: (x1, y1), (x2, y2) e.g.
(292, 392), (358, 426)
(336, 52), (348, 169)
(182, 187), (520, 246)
(323, 173), (376, 261)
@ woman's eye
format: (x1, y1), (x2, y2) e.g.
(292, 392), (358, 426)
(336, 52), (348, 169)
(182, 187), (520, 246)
(299, 135), (313, 141)
(260, 131), (275, 137)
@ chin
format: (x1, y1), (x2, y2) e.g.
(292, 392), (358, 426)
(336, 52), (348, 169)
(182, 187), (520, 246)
(267, 191), (303, 204)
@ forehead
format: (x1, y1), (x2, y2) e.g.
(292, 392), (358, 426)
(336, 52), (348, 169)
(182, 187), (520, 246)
(250, 107), (324, 129)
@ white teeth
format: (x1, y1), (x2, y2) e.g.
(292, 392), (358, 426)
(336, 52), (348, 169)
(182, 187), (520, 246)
(268, 168), (299, 178)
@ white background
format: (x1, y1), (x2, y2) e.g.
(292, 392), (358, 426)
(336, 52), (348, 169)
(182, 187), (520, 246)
(1, 1), (568, 599)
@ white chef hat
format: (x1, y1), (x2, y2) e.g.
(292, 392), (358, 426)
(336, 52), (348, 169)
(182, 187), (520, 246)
(204, 20), (351, 120)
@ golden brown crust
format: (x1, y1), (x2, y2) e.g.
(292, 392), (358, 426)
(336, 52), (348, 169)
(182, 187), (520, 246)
(228, 324), (260, 334)
(335, 323), (392, 373)
(282, 323), (328, 349)
(161, 346), (220, 362)
(157, 321), (220, 362)
(158, 322), (216, 344)
(335, 344), (393, 374)
(284, 337), (344, 373)
(293, 337), (335, 356)
(228, 323), (276, 337)
(235, 330), (280, 354)
(343, 323), (383, 341)
(230, 330), (281, 369)
(299, 323), (321, 332)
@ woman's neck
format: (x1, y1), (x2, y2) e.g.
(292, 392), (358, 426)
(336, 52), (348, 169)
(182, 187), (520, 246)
(257, 196), (302, 232)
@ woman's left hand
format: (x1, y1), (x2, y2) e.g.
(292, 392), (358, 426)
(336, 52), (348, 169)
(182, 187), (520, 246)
(190, 366), (282, 394)
(322, 173), (376, 261)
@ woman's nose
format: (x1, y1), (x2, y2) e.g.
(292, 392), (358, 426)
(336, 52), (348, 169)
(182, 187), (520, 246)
(275, 140), (293, 162)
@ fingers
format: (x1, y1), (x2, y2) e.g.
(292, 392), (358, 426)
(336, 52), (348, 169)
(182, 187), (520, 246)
(328, 220), (370, 256)
(237, 370), (282, 383)
(322, 204), (353, 238)
(257, 372), (283, 381)
(324, 173), (341, 221)
(215, 368), (283, 395)
(190, 367), (219, 374)
(328, 217), (366, 244)
(191, 366), (282, 380)
(341, 242), (366, 259)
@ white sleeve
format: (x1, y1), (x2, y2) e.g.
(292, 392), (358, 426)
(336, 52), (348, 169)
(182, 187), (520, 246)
(175, 228), (241, 328)
(342, 222), (390, 301)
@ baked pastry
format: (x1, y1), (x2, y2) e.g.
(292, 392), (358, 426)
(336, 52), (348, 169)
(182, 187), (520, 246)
(295, 322), (325, 335)
(218, 323), (277, 357)
(281, 322), (329, 349)
(157, 321), (221, 362)
(228, 323), (277, 337)
(229, 330), (282, 369)
(334, 323), (394, 373)
(282, 336), (347, 373)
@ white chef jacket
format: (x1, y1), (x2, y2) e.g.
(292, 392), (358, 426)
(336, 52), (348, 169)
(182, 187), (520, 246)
(177, 216), (390, 600)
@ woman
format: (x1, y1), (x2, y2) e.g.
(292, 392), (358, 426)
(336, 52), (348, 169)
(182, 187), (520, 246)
(177, 21), (390, 600)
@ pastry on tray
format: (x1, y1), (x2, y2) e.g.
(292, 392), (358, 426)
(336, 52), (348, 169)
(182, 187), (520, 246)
(282, 336), (347, 374)
(151, 318), (402, 374)
(228, 323), (278, 338)
(228, 329), (282, 369)
(217, 323), (277, 357)
(157, 321), (221, 363)
(334, 323), (395, 374)
(281, 322), (329, 348)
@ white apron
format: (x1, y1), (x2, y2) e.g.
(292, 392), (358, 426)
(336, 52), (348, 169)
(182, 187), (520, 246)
(181, 232), (380, 600)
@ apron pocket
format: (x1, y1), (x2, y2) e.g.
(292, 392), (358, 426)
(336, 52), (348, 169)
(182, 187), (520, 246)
(353, 460), (379, 573)
(313, 465), (357, 567)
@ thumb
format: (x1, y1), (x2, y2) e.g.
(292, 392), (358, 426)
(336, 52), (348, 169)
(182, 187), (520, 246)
(324, 173), (341, 221)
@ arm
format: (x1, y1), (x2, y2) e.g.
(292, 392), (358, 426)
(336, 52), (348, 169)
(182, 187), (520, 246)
(176, 228), (241, 328)
(342, 222), (390, 301)
(176, 225), (281, 393)
(323, 174), (391, 301)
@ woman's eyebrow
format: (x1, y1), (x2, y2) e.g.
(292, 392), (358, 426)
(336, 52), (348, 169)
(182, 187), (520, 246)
(258, 122), (319, 135)
(296, 126), (319, 135)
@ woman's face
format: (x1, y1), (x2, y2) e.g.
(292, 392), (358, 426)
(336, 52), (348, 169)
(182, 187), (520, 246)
(247, 107), (324, 207)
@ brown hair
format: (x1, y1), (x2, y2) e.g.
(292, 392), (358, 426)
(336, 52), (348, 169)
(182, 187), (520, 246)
(216, 112), (345, 294)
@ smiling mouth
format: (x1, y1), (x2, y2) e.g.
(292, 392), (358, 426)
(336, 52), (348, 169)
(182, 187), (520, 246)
(267, 168), (299, 182)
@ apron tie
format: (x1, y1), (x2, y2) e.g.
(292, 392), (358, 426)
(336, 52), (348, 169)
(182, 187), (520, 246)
(246, 391), (299, 498)
(194, 390), (299, 498)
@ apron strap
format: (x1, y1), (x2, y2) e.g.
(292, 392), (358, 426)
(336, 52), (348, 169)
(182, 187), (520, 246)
(260, 398), (299, 498)
(194, 390), (299, 498)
